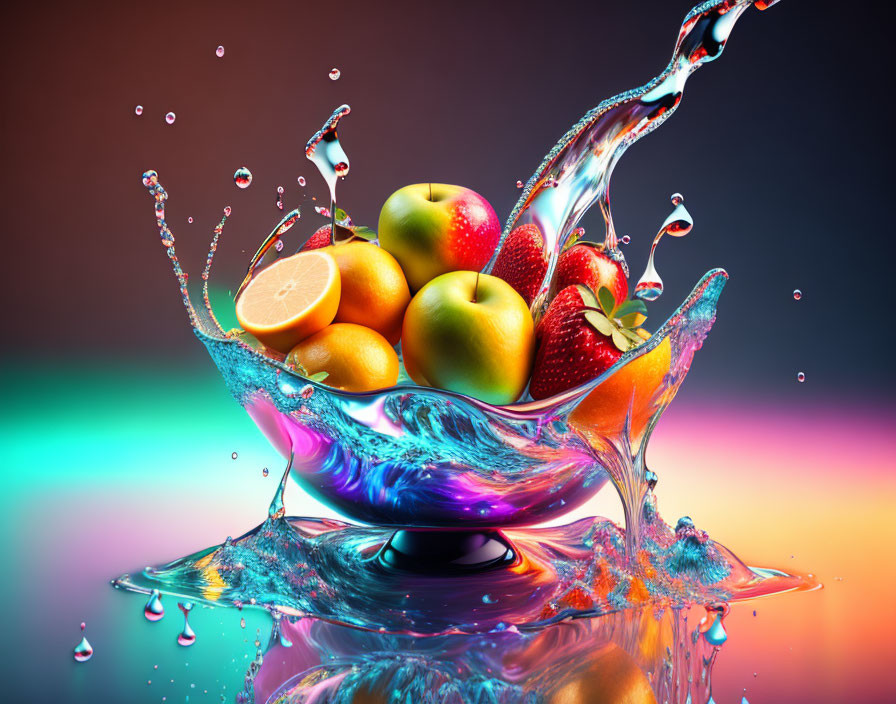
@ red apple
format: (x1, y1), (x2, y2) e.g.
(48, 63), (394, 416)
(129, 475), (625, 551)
(378, 183), (501, 291)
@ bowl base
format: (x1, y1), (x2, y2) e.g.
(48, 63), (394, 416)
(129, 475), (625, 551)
(376, 529), (517, 574)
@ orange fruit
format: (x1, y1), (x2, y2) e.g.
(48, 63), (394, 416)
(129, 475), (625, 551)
(235, 251), (340, 354)
(569, 337), (671, 441)
(286, 323), (399, 392)
(322, 241), (411, 345)
(546, 643), (656, 704)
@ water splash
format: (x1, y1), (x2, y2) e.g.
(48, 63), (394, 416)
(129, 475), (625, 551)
(73, 622), (93, 662)
(305, 104), (350, 245)
(489, 0), (779, 313)
(633, 193), (694, 302)
(144, 588), (164, 621)
(234, 207), (301, 299)
(177, 602), (196, 646)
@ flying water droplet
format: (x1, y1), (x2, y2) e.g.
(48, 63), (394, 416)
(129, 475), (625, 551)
(165, 112), (176, 125)
(482, 594), (497, 604)
(621, 235), (631, 245)
(275, 186), (284, 210)
(793, 289), (802, 300)
(240, 617), (246, 629)
(187, 216), (193, 224)
(262, 467), (269, 477)
(703, 613), (728, 646)
(234, 167), (252, 189)
(314, 206), (331, 218)
(797, 372), (806, 383)
(328, 68), (341, 80)
(633, 193), (694, 302)
(215, 45), (225, 58)
(274, 240), (284, 252)
(135, 105), (144, 116)
(144, 589), (164, 621)
(177, 602), (196, 647)
(224, 206), (232, 217)
(73, 624), (93, 662)
(297, 176), (306, 187)
(232, 451), (238, 460)
(516, 180), (524, 189)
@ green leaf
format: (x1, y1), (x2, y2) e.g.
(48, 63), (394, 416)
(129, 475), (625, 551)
(335, 208), (349, 222)
(576, 285), (599, 309)
(616, 313), (642, 328)
(611, 329), (632, 352)
(308, 371), (329, 383)
(614, 299), (648, 319)
(584, 310), (616, 336)
(351, 225), (377, 241)
(597, 286), (616, 317)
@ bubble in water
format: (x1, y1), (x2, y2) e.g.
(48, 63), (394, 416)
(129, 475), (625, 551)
(232, 451), (238, 460)
(215, 45), (225, 58)
(165, 112), (176, 125)
(797, 372), (806, 383)
(262, 467), (269, 477)
(135, 105), (144, 116)
(144, 589), (164, 621)
(177, 602), (196, 647)
(793, 289), (802, 300)
(516, 180), (523, 189)
(234, 167), (252, 189)
(297, 176), (306, 187)
(73, 624), (93, 663)
(329, 68), (341, 80)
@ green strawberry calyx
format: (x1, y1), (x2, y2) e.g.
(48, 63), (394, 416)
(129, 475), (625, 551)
(576, 285), (649, 353)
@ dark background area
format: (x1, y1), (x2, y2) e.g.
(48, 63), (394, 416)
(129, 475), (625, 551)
(1, 0), (893, 403)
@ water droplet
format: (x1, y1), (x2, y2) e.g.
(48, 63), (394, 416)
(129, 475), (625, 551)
(297, 176), (306, 187)
(633, 193), (693, 302)
(621, 235), (631, 245)
(328, 68), (341, 80)
(793, 289), (802, 300)
(797, 372), (806, 383)
(277, 186), (284, 194)
(300, 385), (314, 399)
(231, 451), (238, 459)
(482, 594), (497, 604)
(135, 105), (144, 116)
(144, 589), (165, 621)
(516, 180), (524, 189)
(240, 617), (246, 629)
(305, 104), (350, 204)
(262, 467), (269, 477)
(187, 216), (193, 223)
(215, 45), (225, 58)
(73, 628), (93, 663)
(314, 206), (330, 217)
(177, 602), (196, 647)
(670, 192), (684, 206)
(234, 167), (252, 189)
(274, 240), (284, 252)
(165, 112), (176, 125)
(703, 613), (728, 646)
(224, 206), (232, 217)
(645, 469), (658, 490)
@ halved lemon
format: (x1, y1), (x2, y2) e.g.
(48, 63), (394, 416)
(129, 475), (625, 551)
(235, 250), (341, 353)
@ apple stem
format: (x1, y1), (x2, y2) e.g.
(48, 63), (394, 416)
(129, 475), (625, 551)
(473, 271), (480, 303)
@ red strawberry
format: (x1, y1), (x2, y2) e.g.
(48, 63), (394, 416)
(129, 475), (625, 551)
(490, 224), (547, 306)
(300, 223), (368, 251)
(554, 243), (628, 307)
(529, 285), (623, 400)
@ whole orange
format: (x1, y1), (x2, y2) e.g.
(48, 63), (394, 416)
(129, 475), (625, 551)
(286, 323), (399, 393)
(323, 241), (410, 345)
(569, 337), (672, 442)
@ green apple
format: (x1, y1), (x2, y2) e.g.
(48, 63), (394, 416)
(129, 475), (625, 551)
(401, 271), (534, 405)
(378, 183), (501, 291)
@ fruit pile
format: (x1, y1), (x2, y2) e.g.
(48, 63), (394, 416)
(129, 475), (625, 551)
(233, 182), (660, 407)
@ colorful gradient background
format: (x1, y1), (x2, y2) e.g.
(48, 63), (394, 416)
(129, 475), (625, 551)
(2, 0), (895, 702)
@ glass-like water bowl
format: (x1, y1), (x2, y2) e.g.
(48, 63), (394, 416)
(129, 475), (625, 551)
(201, 269), (726, 533)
